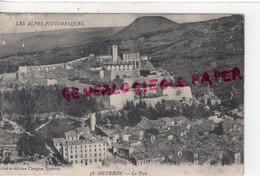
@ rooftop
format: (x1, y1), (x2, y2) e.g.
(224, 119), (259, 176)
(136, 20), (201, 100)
(76, 127), (90, 133)
(172, 116), (187, 121)
(141, 61), (155, 71)
(80, 133), (94, 140)
(102, 62), (133, 66)
(149, 119), (165, 127)
(64, 130), (78, 138)
(136, 119), (151, 130)
(121, 51), (139, 54)
(53, 138), (66, 144)
(160, 117), (174, 123)
(65, 137), (106, 146)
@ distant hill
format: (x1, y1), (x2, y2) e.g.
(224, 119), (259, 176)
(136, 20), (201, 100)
(111, 16), (178, 39)
(0, 27), (123, 58)
(109, 15), (243, 57)
(107, 15), (244, 74)
(0, 27), (123, 73)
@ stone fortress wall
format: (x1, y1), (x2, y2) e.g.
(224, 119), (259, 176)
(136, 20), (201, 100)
(18, 57), (89, 75)
(12, 44), (193, 110)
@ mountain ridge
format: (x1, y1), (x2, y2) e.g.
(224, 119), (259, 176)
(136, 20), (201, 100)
(0, 15), (243, 78)
(111, 16), (178, 39)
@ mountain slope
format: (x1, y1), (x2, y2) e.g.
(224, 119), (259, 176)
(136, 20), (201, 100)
(0, 27), (123, 58)
(0, 15), (244, 81)
(111, 16), (178, 39)
(0, 27), (123, 73)
(108, 15), (244, 73)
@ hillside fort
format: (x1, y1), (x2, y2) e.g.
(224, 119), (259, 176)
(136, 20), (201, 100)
(1, 44), (194, 110)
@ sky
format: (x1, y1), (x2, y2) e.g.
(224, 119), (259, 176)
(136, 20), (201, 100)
(0, 13), (231, 33)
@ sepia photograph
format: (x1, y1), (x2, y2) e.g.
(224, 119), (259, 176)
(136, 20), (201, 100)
(0, 13), (244, 175)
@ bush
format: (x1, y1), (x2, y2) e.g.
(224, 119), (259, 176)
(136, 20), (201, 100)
(17, 133), (50, 157)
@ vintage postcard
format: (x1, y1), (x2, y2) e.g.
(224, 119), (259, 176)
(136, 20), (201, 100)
(0, 13), (244, 176)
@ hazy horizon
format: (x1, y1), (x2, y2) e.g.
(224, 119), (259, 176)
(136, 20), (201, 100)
(0, 13), (231, 34)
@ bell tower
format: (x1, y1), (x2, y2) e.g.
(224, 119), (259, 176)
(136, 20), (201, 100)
(112, 45), (118, 63)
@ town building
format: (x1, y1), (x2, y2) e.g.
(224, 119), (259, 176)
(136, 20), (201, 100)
(102, 62), (134, 71)
(160, 117), (175, 126)
(130, 152), (165, 166)
(0, 72), (21, 86)
(61, 136), (107, 165)
(113, 142), (135, 158)
(208, 96), (222, 105)
(53, 114), (108, 166)
(120, 52), (141, 69)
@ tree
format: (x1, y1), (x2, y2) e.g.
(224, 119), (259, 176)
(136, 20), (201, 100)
(127, 108), (142, 126)
(3, 122), (13, 131)
(17, 133), (49, 157)
(222, 155), (231, 165)
(105, 118), (111, 125)
(0, 85), (104, 117)
(207, 98), (211, 107)
(196, 104), (212, 119)
(138, 99), (147, 109)
(148, 105), (158, 120)
(210, 122), (224, 135)
(124, 101), (131, 111)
